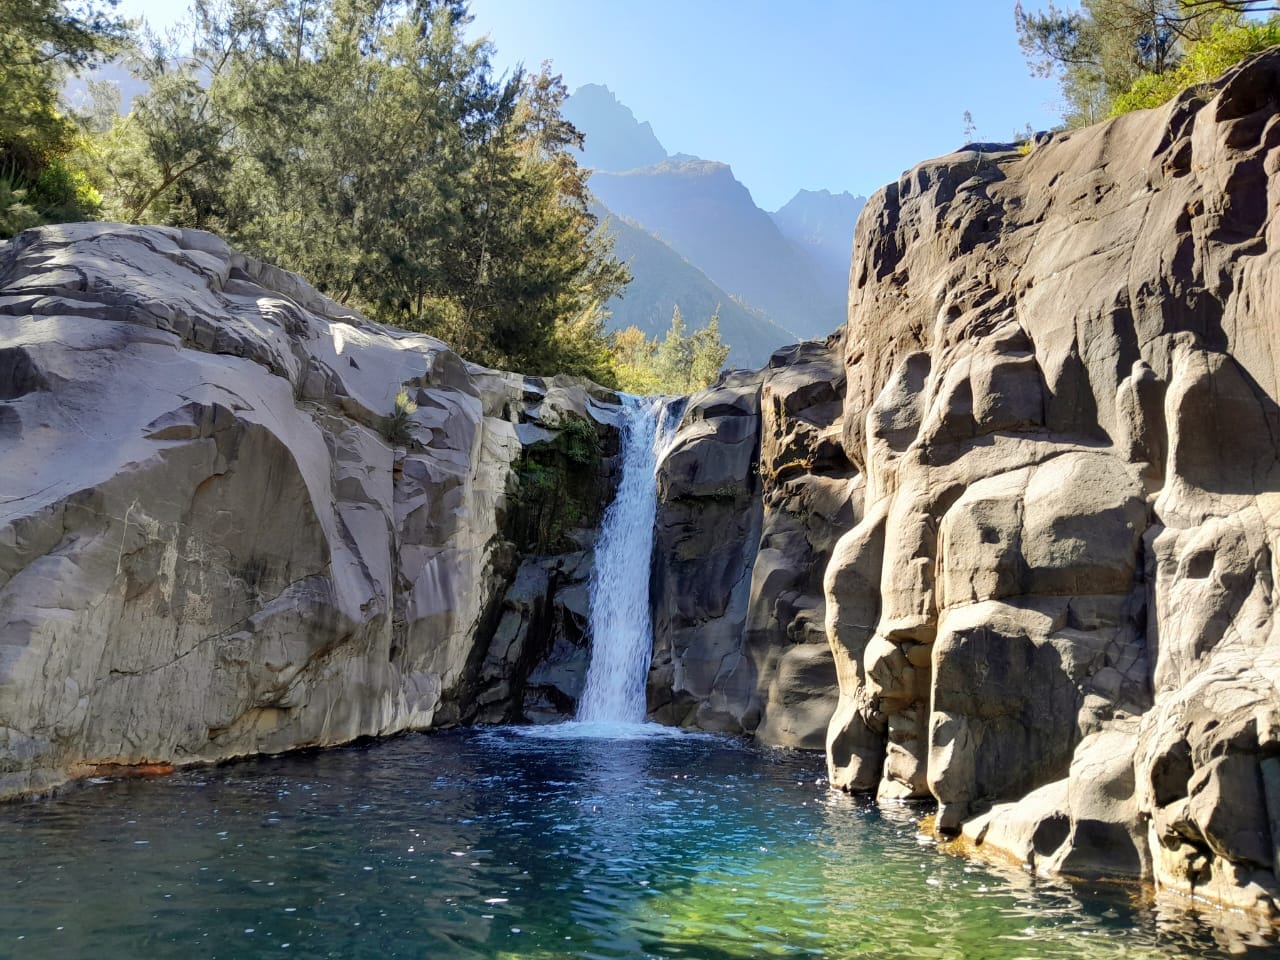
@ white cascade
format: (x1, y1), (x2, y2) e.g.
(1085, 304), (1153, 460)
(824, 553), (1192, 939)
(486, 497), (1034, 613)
(577, 395), (679, 723)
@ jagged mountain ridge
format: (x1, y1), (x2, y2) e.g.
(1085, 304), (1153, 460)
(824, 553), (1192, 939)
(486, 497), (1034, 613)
(589, 159), (845, 342)
(770, 188), (867, 307)
(566, 85), (860, 353)
(561, 83), (668, 173)
(597, 206), (795, 368)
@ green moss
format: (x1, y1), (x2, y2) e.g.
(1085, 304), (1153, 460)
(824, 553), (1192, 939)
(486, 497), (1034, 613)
(510, 415), (604, 553)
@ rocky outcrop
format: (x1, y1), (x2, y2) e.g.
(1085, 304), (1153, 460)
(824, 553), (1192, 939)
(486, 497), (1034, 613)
(824, 48), (1280, 915)
(0, 222), (622, 799)
(649, 339), (858, 747)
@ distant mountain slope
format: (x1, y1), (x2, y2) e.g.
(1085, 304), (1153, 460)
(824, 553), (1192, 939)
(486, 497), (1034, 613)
(590, 159), (844, 341)
(563, 84), (668, 173)
(598, 207), (794, 368)
(770, 189), (866, 314)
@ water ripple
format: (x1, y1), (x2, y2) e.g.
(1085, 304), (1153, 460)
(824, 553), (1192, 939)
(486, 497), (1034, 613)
(0, 729), (1275, 959)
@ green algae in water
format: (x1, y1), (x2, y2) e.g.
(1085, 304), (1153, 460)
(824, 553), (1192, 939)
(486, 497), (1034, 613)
(0, 727), (1275, 959)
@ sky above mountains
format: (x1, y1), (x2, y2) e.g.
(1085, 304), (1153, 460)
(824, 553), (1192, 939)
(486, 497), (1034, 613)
(470, 0), (1063, 209)
(113, 0), (1062, 210)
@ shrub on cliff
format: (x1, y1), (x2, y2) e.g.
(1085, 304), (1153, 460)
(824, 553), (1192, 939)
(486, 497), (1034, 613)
(1109, 14), (1280, 114)
(1016, 0), (1280, 126)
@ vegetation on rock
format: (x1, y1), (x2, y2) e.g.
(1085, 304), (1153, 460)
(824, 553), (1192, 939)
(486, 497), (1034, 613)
(510, 416), (605, 553)
(1016, 0), (1280, 125)
(380, 388), (418, 448)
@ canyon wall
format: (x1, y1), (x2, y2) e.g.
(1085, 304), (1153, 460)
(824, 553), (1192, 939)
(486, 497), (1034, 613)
(0, 223), (620, 799)
(824, 48), (1280, 915)
(648, 341), (856, 748)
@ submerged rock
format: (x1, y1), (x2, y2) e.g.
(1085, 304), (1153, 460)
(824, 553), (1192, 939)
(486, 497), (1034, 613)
(824, 48), (1280, 915)
(0, 222), (621, 799)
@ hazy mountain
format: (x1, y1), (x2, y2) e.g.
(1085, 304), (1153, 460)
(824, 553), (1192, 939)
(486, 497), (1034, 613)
(62, 61), (149, 114)
(770, 188), (866, 314)
(562, 84), (668, 173)
(597, 206), (795, 368)
(589, 159), (844, 341)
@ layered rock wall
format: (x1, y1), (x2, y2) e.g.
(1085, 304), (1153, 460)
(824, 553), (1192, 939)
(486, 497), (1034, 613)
(824, 49), (1280, 914)
(0, 223), (621, 799)
(649, 340), (858, 747)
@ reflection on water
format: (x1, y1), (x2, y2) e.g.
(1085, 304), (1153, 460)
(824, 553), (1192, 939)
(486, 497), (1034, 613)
(0, 727), (1276, 959)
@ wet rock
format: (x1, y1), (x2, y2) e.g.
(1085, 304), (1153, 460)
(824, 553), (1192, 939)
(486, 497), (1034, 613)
(650, 338), (857, 746)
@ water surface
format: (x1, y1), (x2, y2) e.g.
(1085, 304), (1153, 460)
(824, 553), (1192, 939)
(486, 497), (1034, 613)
(2, 727), (1275, 959)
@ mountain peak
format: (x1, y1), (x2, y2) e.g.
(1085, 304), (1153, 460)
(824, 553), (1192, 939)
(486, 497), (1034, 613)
(563, 85), (668, 173)
(773, 188), (867, 217)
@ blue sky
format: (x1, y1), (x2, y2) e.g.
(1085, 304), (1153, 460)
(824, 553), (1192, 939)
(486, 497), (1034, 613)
(113, 0), (1062, 211)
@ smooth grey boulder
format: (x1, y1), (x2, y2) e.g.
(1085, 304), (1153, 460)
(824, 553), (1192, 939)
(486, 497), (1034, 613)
(0, 223), (620, 799)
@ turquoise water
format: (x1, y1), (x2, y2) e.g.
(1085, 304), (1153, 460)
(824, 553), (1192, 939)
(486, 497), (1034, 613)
(1, 726), (1275, 959)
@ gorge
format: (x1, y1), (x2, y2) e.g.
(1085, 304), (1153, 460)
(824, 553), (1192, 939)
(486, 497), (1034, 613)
(4, 45), (1280, 953)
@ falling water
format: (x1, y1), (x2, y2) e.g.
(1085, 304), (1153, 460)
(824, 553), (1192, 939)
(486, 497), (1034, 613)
(577, 395), (679, 723)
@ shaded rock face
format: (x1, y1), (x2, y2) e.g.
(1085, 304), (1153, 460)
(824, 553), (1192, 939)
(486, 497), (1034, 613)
(649, 339), (858, 747)
(824, 49), (1280, 915)
(0, 223), (622, 799)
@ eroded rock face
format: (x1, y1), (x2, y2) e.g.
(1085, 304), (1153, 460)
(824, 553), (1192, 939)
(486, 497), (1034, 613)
(0, 222), (621, 799)
(649, 339), (857, 747)
(825, 49), (1280, 914)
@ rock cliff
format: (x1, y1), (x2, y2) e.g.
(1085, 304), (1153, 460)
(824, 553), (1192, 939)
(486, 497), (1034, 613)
(648, 339), (856, 748)
(0, 223), (622, 799)
(824, 48), (1280, 915)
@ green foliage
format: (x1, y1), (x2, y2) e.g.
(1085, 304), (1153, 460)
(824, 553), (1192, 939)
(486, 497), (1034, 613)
(613, 306), (730, 395)
(380, 389), (418, 448)
(558, 416), (602, 466)
(510, 415), (603, 552)
(0, 179), (43, 237)
(1016, 0), (1280, 126)
(689, 313), (731, 388)
(85, 1), (626, 385)
(611, 324), (665, 395)
(1110, 14), (1280, 113)
(0, 0), (125, 234)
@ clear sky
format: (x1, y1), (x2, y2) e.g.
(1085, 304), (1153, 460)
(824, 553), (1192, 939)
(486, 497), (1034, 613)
(112, 0), (1063, 211)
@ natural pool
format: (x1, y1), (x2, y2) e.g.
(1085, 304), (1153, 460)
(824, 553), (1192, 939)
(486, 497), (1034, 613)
(2, 725), (1276, 960)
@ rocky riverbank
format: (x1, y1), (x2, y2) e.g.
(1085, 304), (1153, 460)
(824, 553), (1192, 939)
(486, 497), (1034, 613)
(818, 47), (1280, 916)
(0, 223), (622, 799)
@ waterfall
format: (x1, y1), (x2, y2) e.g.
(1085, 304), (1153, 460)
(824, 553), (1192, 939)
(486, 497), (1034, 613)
(577, 395), (678, 724)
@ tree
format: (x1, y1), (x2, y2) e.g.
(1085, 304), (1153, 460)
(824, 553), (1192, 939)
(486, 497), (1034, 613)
(612, 325), (663, 395)
(1016, 0), (1280, 125)
(1109, 11), (1280, 112)
(613, 305), (729, 395)
(0, 0), (127, 233)
(654, 305), (693, 389)
(88, 48), (233, 224)
(432, 62), (628, 377)
(96, 0), (627, 383)
(689, 308), (730, 388)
